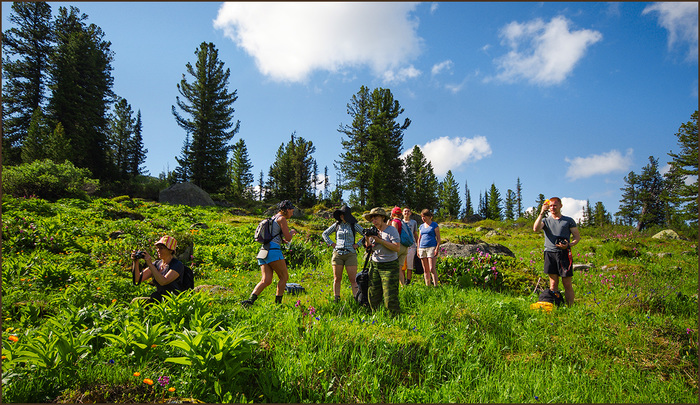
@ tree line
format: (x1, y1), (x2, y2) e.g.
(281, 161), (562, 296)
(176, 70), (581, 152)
(3, 2), (697, 237)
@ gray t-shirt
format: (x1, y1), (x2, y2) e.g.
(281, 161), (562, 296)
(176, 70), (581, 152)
(371, 225), (400, 262)
(542, 215), (577, 252)
(405, 219), (418, 247)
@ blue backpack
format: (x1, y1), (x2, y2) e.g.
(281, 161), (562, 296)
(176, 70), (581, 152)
(399, 220), (414, 247)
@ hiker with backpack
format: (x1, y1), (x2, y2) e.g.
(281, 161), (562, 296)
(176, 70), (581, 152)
(388, 206), (411, 286)
(242, 200), (298, 307)
(363, 207), (401, 316)
(322, 205), (366, 303)
(533, 197), (581, 306)
(130, 235), (187, 304)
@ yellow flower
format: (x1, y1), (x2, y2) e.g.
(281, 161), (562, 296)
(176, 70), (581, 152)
(133, 372), (141, 377)
(143, 378), (154, 385)
(2, 355), (7, 360)
(544, 199), (550, 205)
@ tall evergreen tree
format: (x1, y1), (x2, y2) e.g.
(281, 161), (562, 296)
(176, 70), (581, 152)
(108, 97), (135, 179)
(515, 177), (523, 218)
(46, 122), (71, 163)
(227, 138), (255, 200)
(172, 41), (240, 193)
(504, 189), (516, 221)
(635, 156), (665, 231)
(258, 170), (265, 202)
(478, 190), (490, 219)
(437, 170), (462, 219)
(21, 108), (50, 163)
(129, 110), (148, 176)
(534, 194), (547, 218)
(267, 132), (317, 205)
(403, 145), (439, 212)
(48, 6), (115, 179)
(593, 201), (612, 226)
(488, 183), (502, 220)
(581, 200), (593, 226)
(173, 133), (192, 183)
(2, 1), (54, 165)
(664, 110), (698, 226)
(323, 166), (330, 200)
(336, 86), (410, 207)
(464, 180), (474, 218)
(616, 171), (640, 226)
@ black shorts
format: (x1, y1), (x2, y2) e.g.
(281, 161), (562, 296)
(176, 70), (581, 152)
(544, 250), (572, 278)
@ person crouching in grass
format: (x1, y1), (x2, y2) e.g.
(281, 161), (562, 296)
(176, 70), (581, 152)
(131, 235), (184, 304)
(363, 207), (401, 316)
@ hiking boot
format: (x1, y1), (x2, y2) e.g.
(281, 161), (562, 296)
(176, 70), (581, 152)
(240, 299), (255, 308)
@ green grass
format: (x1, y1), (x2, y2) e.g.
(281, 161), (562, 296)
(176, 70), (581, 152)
(1, 195), (697, 403)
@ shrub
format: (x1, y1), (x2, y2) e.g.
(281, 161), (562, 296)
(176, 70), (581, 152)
(2, 160), (99, 201)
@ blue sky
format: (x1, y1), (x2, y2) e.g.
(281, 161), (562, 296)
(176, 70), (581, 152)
(3, 2), (698, 221)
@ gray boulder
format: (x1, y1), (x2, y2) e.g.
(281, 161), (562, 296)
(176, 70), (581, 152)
(652, 229), (682, 240)
(159, 182), (215, 207)
(440, 242), (515, 258)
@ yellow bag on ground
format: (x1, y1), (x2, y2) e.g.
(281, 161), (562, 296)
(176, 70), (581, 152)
(530, 301), (554, 312)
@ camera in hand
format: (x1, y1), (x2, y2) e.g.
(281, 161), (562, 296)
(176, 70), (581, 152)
(133, 250), (147, 259)
(362, 227), (379, 237)
(555, 238), (568, 247)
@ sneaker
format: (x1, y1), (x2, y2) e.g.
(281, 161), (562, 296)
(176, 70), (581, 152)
(241, 299), (254, 308)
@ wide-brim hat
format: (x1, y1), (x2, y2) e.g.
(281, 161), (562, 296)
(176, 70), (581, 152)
(363, 207), (389, 221)
(333, 205), (357, 223)
(154, 235), (177, 252)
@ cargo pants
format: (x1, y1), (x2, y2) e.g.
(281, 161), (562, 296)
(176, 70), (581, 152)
(367, 259), (400, 316)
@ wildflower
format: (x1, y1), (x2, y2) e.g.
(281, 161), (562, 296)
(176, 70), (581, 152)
(295, 300), (301, 307)
(143, 378), (154, 385)
(158, 375), (170, 386)
(8, 335), (18, 343)
(168, 387), (176, 392)
(133, 372), (141, 377)
(108, 359), (115, 364)
(151, 344), (157, 348)
(111, 299), (117, 304)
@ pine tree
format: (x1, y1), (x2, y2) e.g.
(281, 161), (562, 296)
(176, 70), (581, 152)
(108, 97), (135, 179)
(403, 145), (439, 212)
(258, 170), (265, 202)
(172, 41), (240, 193)
(336, 86), (410, 207)
(464, 180), (474, 218)
(48, 6), (115, 179)
(2, 1), (54, 165)
(21, 108), (50, 163)
(488, 183), (502, 221)
(437, 170), (462, 220)
(581, 200), (593, 226)
(46, 122), (71, 163)
(478, 190), (490, 219)
(267, 132), (317, 205)
(129, 110), (148, 176)
(227, 138), (255, 200)
(504, 189), (516, 221)
(534, 194), (547, 218)
(593, 201), (611, 226)
(323, 166), (330, 200)
(636, 156), (665, 231)
(616, 171), (640, 226)
(515, 178), (523, 218)
(173, 133), (192, 183)
(664, 110), (698, 226)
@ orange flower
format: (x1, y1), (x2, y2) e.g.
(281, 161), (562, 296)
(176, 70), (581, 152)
(2, 355), (7, 360)
(133, 372), (141, 377)
(168, 387), (176, 392)
(143, 378), (154, 385)
(111, 299), (117, 304)
(8, 335), (18, 343)
(543, 199), (550, 205)
(150, 344), (157, 348)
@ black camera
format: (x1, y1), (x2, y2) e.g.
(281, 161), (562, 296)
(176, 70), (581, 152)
(362, 227), (379, 237)
(133, 250), (147, 259)
(555, 238), (569, 247)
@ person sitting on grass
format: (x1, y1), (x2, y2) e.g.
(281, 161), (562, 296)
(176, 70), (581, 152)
(131, 235), (184, 304)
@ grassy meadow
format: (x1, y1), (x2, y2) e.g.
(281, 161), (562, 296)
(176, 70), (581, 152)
(1, 195), (698, 403)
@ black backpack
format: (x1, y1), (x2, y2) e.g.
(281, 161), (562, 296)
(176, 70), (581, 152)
(538, 289), (564, 306)
(180, 265), (194, 291)
(354, 251), (371, 306)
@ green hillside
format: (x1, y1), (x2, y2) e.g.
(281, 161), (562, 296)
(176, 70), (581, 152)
(1, 196), (697, 403)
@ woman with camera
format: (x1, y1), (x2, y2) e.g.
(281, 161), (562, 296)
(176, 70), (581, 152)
(241, 200), (298, 307)
(131, 235), (184, 304)
(363, 207), (401, 316)
(417, 209), (441, 286)
(322, 205), (366, 303)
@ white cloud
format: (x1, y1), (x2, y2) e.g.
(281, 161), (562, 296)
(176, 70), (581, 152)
(431, 60), (453, 76)
(492, 16), (602, 85)
(565, 149), (634, 181)
(430, 2), (439, 15)
(642, 2), (699, 62)
(403, 136), (492, 176)
(213, 2), (423, 83)
(382, 65), (422, 84)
